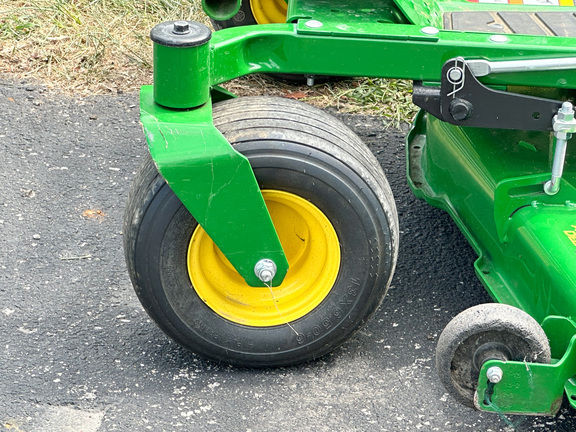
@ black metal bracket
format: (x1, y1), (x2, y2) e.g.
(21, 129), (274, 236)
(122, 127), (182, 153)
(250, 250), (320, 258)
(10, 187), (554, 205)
(413, 57), (564, 131)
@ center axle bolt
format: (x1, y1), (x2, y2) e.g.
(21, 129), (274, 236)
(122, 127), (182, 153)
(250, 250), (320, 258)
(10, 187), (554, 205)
(486, 366), (503, 384)
(254, 259), (277, 283)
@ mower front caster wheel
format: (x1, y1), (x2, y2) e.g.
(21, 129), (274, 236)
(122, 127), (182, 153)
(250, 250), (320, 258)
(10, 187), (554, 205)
(124, 97), (399, 367)
(436, 303), (551, 408)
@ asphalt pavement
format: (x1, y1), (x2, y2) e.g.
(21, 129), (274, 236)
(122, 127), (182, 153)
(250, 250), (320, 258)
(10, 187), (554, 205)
(1, 79), (575, 431)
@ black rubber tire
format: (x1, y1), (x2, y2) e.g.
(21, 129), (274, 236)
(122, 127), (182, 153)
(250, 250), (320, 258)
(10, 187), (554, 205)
(124, 96), (398, 367)
(436, 303), (551, 408)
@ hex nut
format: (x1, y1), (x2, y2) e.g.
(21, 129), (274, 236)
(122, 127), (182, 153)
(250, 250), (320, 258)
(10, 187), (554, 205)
(486, 366), (503, 384)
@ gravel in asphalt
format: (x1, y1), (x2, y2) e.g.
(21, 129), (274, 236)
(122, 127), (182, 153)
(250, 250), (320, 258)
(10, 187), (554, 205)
(1, 80), (575, 431)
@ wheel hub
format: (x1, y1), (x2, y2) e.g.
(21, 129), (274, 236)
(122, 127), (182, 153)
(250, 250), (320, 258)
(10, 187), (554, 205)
(187, 189), (340, 327)
(473, 342), (512, 371)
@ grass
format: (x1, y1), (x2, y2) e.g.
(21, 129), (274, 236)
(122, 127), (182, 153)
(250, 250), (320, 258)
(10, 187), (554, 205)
(0, 0), (209, 95)
(0, 0), (417, 124)
(223, 74), (418, 126)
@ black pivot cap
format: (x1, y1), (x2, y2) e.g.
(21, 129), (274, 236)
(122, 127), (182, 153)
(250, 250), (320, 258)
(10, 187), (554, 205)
(150, 20), (212, 47)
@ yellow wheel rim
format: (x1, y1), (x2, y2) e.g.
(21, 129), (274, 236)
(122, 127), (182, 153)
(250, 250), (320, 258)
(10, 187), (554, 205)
(250, 0), (288, 24)
(188, 190), (340, 327)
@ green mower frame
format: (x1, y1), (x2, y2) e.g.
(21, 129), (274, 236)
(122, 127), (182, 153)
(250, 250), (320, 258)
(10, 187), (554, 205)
(124, 0), (576, 417)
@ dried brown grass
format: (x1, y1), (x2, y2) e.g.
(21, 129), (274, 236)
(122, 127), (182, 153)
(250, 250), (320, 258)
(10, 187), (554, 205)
(0, 1), (417, 122)
(223, 74), (418, 125)
(0, 0), (209, 95)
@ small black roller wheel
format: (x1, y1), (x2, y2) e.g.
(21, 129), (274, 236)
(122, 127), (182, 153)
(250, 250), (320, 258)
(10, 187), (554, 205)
(124, 96), (399, 367)
(436, 303), (551, 408)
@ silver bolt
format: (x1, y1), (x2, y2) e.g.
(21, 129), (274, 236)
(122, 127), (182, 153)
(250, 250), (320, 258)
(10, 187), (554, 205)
(486, 366), (503, 384)
(306, 75), (315, 87)
(489, 35), (509, 44)
(173, 21), (190, 35)
(557, 101), (575, 121)
(421, 26), (439, 35)
(562, 101), (574, 112)
(254, 259), (277, 283)
(544, 136), (569, 195)
(545, 101), (575, 195)
(305, 20), (323, 28)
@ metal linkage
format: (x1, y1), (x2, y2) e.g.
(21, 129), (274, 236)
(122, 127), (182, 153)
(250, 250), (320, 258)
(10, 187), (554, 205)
(413, 57), (565, 131)
(544, 102), (576, 195)
(466, 57), (576, 78)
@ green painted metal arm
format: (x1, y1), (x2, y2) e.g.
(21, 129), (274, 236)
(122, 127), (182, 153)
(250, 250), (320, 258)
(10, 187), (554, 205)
(477, 316), (576, 416)
(147, 6), (576, 288)
(209, 22), (576, 88)
(140, 87), (288, 287)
